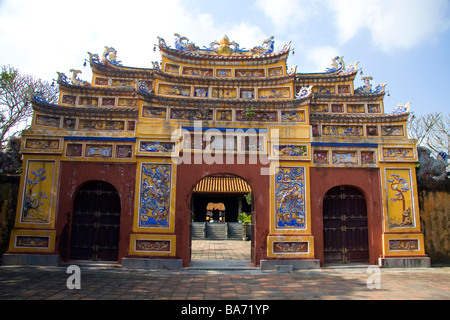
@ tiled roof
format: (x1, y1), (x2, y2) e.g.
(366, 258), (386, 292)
(193, 176), (251, 194)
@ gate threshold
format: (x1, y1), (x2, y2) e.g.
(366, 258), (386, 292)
(60, 260), (121, 268)
(185, 260), (257, 271)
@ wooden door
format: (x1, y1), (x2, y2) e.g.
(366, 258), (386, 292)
(69, 181), (121, 261)
(323, 186), (369, 264)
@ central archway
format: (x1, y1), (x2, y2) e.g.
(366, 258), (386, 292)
(190, 175), (253, 262)
(175, 158), (270, 267)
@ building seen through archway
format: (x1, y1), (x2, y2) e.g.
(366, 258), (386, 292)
(191, 175), (252, 241)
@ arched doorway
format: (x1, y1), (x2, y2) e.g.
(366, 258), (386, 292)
(190, 174), (253, 263)
(323, 186), (369, 264)
(69, 181), (121, 261)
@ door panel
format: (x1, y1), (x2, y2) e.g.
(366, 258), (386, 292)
(323, 186), (369, 264)
(70, 181), (121, 261)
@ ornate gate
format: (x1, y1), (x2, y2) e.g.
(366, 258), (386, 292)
(69, 181), (121, 261)
(323, 186), (369, 264)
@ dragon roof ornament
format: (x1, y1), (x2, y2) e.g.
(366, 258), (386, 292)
(159, 34), (288, 57)
(392, 102), (411, 114)
(325, 56), (359, 75)
(355, 76), (387, 94)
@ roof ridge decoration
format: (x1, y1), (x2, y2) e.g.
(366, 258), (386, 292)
(295, 86), (313, 99)
(325, 56), (359, 75)
(159, 33), (288, 57)
(87, 46), (123, 69)
(102, 46), (122, 66)
(57, 70), (91, 87)
(392, 102), (411, 114)
(355, 76), (387, 94)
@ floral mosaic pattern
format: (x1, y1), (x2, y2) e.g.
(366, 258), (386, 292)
(386, 169), (415, 228)
(21, 161), (54, 223)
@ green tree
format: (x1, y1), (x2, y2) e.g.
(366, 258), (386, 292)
(0, 65), (59, 148)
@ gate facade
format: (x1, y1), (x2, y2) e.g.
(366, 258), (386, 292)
(5, 34), (429, 268)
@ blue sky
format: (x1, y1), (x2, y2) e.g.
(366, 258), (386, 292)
(1, 0), (449, 116)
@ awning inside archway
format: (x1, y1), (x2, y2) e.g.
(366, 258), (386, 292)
(193, 176), (251, 194)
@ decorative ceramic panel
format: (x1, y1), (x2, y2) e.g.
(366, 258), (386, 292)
(310, 104), (328, 112)
(382, 148), (415, 159)
(361, 151), (376, 164)
(79, 119), (125, 131)
(62, 95), (76, 105)
(135, 240), (171, 252)
(235, 69), (265, 78)
(170, 108), (213, 120)
(347, 104), (365, 113)
(240, 89), (254, 99)
(139, 141), (175, 153)
(316, 86), (335, 94)
(143, 106), (167, 119)
(268, 66), (283, 77)
(381, 125), (404, 136)
(66, 144), (82, 157)
(274, 167), (306, 229)
(158, 84), (190, 97)
(386, 168), (415, 228)
(281, 111), (306, 122)
(116, 145), (133, 158)
(193, 87), (209, 98)
(258, 87), (290, 99)
(25, 139), (59, 150)
(21, 160), (55, 224)
(322, 125), (363, 136)
(236, 110), (277, 122)
(332, 104), (344, 113)
(273, 145), (307, 158)
(368, 104), (381, 113)
(95, 77), (109, 86)
(35, 115), (60, 128)
(338, 85), (351, 94)
(212, 88), (236, 99)
(101, 97), (115, 106)
(139, 163), (172, 228)
(111, 79), (135, 87)
(79, 97), (99, 106)
(85, 144), (113, 158)
(388, 239), (419, 251)
(313, 150), (329, 164)
(118, 98), (137, 107)
(273, 241), (308, 253)
(216, 110), (232, 121)
(241, 135), (264, 152)
(366, 126), (379, 136)
(182, 67), (213, 77)
(15, 236), (49, 248)
(216, 69), (231, 77)
(164, 63), (180, 74)
(332, 151), (357, 164)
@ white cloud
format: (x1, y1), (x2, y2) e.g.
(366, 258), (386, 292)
(305, 46), (340, 72)
(329, 0), (450, 52)
(0, 0), (225, 81)
(256, 0), (319, 32)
